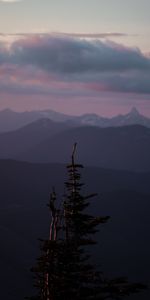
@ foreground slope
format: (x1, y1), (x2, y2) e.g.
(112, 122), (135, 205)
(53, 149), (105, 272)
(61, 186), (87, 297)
(0, 160), (150, 299)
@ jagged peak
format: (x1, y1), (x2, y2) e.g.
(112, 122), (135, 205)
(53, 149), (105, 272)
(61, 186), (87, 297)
(129, 107), (140, 116)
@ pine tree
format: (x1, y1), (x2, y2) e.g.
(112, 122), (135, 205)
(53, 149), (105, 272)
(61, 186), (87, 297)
(28, 144), (146, 300)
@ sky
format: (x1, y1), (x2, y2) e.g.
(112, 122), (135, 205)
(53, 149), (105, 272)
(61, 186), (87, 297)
(0, 0), (150, 116)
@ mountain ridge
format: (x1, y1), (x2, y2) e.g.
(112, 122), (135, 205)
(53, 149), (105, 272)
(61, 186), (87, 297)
(0, 122), (149, 172)
(15, 124), (150, 172)
(0, 107), (150, 132)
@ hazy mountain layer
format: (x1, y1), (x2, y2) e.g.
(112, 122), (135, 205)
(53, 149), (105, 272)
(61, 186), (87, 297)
(18, 124), (150, 172)
(0, 108), (74, 132)
(0, 118), (73, 158)
(0, 120), (149, 172)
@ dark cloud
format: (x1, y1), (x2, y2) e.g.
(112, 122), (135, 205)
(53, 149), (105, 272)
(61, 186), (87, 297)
(0, 34), (150, 95)
(0, 35), (149, 73)
(108, 72), (150, 94)
(9, 35), (150, 73)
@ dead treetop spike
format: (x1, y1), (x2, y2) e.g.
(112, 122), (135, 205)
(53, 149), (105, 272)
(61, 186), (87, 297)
(72, 143), (77, 163)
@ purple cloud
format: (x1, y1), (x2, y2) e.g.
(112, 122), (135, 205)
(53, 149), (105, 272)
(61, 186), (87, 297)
(0, 34), (150, 96)
(9, 35), (150, 73)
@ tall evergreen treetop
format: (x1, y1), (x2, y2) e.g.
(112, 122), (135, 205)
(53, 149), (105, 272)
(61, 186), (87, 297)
(28, 144), (146, 300)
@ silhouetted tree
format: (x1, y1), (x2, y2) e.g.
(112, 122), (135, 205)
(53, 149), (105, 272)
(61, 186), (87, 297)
(28, 144), (146, 300)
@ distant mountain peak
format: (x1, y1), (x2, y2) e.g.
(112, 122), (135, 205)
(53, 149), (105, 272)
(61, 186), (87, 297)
(129, 107), (140, 116)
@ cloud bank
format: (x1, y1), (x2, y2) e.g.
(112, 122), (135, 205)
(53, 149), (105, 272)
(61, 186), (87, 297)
(0, 34), (150, 112)
(0, 35), (148, 73)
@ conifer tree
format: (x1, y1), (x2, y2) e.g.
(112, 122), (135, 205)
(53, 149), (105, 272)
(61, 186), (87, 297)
(29, 144), (146, 300)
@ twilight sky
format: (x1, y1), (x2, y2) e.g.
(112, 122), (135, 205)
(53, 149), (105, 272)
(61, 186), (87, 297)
(0, 0), (150, 116)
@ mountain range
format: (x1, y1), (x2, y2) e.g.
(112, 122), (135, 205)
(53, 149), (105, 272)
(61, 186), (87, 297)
(20, 124), (150, 172)
(75, 107), (150, 128)
(0, 119), (149, 172)
(0, 108), (73, 132)
(0, 107), (150, 132)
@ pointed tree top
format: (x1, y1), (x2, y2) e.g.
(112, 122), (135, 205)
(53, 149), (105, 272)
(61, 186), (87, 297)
(72, 142), (77, 164)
